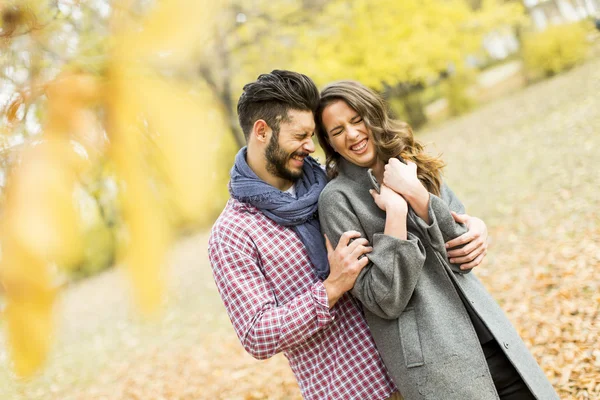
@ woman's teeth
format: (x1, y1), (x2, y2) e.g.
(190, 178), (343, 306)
(351, 140), (367, 151)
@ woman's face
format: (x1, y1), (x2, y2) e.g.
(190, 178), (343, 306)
(321, 100), (377, 169)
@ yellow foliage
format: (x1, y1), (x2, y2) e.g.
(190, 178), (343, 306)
(1, 0), (228, 376)
(104, 0), (225, 315)
(5, 143), (85, 267)
(294, 0), (523, 90)
(115, 0), (219, 66)
(522, 23), (590, 77)
(444, 69), (476, 116)
(0, 76), (91, 377)
(135, 77), (225, 225)
(1, 229), (58, 377)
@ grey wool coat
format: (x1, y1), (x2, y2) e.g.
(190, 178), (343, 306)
(318, 159), (558, 400)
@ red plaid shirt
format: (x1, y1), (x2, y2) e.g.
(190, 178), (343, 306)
(209, 198), (396, 400)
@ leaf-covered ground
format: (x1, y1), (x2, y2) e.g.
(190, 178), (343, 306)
(1, 58), (599, 399)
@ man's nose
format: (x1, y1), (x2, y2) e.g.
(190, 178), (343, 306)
(304, 137), (315, 153)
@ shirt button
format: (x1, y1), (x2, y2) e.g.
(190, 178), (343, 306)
(503, 342), (509, 350)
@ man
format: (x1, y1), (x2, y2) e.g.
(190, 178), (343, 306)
(208, 70), (488, 400)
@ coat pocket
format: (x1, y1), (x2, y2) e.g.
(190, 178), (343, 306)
(399, 307), (425, 368)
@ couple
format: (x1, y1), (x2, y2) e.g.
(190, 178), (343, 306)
(208, 70), (558, 400)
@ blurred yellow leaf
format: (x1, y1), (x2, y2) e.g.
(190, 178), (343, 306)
(118, 0), (220, 65)
(1, 236), (56, 377)
(104, 0), (226, 315)
(6, 141), (84, 268)
(108, 81), (171, 314)
(136, 76), (223, 225)
(113, 141), (171, 314)
(0, 0), (227, 377)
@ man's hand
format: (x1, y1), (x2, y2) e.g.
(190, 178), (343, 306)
(445, 212), (488, 271)
(323, 231), (372, 308)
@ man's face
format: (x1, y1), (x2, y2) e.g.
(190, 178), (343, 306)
(265, 109), (316, 182)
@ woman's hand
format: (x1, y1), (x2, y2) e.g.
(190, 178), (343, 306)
(383, 158), (425, 199)
(383, 158), (430, 224)
(370, 184), (408, 240)
(370, 184), (408, 214)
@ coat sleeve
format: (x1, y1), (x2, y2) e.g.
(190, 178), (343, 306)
(319, 188), (426, 320)
(410, 182), (472, 274)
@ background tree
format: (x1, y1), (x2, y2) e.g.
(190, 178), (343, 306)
(197, 0), (325, 148)
(291, 0), (524, 127)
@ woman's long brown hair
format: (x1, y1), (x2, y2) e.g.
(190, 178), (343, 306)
(315, 81), (445, 196)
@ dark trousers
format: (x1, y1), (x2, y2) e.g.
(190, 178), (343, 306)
(482, 340), (536, 400)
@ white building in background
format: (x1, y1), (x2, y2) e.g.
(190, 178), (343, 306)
(482, 0), (600, 61)
(524, 0), (599, 30)
(483, 29), (521, 60)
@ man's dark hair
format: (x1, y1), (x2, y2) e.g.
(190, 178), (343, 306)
(237, 70), (319, 141)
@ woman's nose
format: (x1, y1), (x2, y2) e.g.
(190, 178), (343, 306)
(347, 125), (360, 140)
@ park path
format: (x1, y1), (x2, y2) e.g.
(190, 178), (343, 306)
(1, 58), (599, 399)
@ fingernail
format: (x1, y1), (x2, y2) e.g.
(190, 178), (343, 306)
(445, 243), (449, 248)
(450, 259), (455, 263)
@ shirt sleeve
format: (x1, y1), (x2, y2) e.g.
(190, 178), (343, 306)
(209, 235), (334, 360)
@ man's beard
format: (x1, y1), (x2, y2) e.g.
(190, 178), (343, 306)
(265, 133), (307, 182)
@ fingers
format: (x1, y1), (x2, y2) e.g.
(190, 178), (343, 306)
(450, 211), (469, 224)
(347, 237), (369, 252)
(459, 249), (486, 271)
(388, 158), (401, 168)
(324, 234), (334, 255)
(445, 230), (478, 249)
(369, 189), (381, 205)
(406, 160), (417, 171)
(350, 244), (373, 260)
(357, 255), (370, 269)
(450, 242), (486, 265)
(388, 158), (415, 171)
(338, 230), (362, 247)
(330, 233), (370, 260)
(447, 235), (482, 258)
(470, 217), (488, 241)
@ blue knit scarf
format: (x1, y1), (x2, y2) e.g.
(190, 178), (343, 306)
(229, 147), (329, 279)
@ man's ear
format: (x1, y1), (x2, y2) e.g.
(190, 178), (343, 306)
(252, 119), (270, 143)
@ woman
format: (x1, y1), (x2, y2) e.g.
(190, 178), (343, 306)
(316, 81), (558, 400)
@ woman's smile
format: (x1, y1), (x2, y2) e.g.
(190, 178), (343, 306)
(350, 138), (369, 154)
